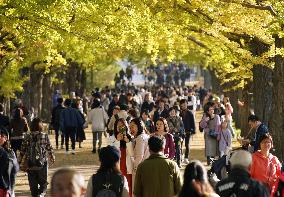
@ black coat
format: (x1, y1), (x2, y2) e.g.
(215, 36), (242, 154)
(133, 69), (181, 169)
(141, 101), (154, 113)
(180, 109), (195, 134)
(216, 168), (269, 197)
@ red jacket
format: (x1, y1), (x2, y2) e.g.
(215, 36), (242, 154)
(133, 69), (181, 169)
(250, 151), (281, 197)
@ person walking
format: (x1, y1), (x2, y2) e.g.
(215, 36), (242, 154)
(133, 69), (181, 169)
(128, 118), (150, 188)
(86, 99), (108, 153)
(60, 99), (84, 155)
(154, 117), (175, 160)
(0, 127), (19, 197)
(179, 99), (195, 164)
(134, 135), (182, 197)
(10, 108), (29, 157)
(216, 150), (270, 197)
(19, 118), (55, 197)
(200, 102), (220, 165)
(51, 97), (65, 149)
(167, 107), (185, 167)
(109, 118), (133, 196)
(85, 146), (130, 197)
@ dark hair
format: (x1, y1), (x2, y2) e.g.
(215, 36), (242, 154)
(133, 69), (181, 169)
(180, 99), (187, 105)
(97, 146), (121, 173)
(91, 99), (101, 109)
(204, 102), (215, 113)
(120, 104), (129, 111)
(30, 117), (43, 132)
(128, 108), (138, 118)
(148, 135), (165, 153)
(57, 97), (63, 104)
(259, 133), (273, 149)
(64, 98), (72, 107)
(0, 103), (4, 112)
(113, 118), (131, 149)
(248, 114), (259, 122)
(179, 161), (213, 197)
(140, 109), (149, 117)
(13, 108), (23, 120)
(156, 117), (169, 133)
(130, 118), (145, 137)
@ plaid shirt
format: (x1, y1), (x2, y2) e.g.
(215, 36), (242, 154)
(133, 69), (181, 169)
(20, 131), (55, 164)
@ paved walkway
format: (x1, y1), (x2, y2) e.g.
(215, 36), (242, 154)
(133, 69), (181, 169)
(15, 111), (206, 196)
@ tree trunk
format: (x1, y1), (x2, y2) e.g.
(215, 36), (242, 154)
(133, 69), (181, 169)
(41, 74), (53, 122)
(252, 65), (273, 125)
(270, 34), (284, 161)
(29, 64), (44, 117)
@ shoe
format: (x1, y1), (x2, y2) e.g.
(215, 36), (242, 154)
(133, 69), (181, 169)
(65, 151), (69, 155)
(92, 149), (96, 154)
(183, 158), (189, 164)
(56, 145), (58, 150)
(71, 149), (75, 155)
(61, 145), (64, 149)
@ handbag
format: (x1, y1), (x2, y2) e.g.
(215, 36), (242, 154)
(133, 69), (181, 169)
(208, 130), (218, 139)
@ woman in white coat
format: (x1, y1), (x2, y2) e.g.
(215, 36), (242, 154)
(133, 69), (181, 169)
(86, 99), (108, 153)
(109, 118), (133, 197)
(128, 118), (150, 187)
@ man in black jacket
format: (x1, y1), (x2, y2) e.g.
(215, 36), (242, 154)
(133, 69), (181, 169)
(179, 99), (195, 164)
(51, 98), (65, 149)
(216, 150), (269, 197)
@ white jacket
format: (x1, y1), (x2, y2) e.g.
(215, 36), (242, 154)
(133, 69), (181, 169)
(87, 107), (108, 132)
(109, 135), (133, 174)
(128, 133), (150, 171)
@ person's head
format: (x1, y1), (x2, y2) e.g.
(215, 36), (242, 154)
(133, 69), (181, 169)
(148, 135), (165, 153)
(180, 99), (188, 110)
(140, 110), (150, 121)
(112, 106), (120, 115)
(144, 93), (150, 102)
(0, 103), (4, 113)
(30, 117), (43, 132)
(129, 118), (145, 137)
(127, 92), (133, 101)
(51, 168), (85, 197)
(91, 99), (101, 109)
(205, 102), (215, 116)
(158, 99), (165, 109)
(13, 108), (23, 119)
(248, 115), (260, 129)
(230, 150), (252, 171)
(180, 160), (213, 196)
(155, 117), (169, 133)
(114, 118), (130, 137)
(259, 133), (273, 151)
(0, 126), (9, 148)
(113, 94), (119, 102)
(64, 99), (72, 107)
(57, 97), (64, 105)
(168, 107), (177, 117)
(98, 146), (121, 172)
(221, 119), (228, 130)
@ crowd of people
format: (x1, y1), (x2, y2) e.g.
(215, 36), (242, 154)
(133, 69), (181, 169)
(0, 81), (284, 197)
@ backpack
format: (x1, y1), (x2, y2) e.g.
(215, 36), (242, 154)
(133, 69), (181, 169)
(92, 172), (124, 197)
(27, 133), (46, 170)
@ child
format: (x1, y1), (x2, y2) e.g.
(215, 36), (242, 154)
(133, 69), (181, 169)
(51, 168), (86, 197)
(218, 120), (232, 158)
